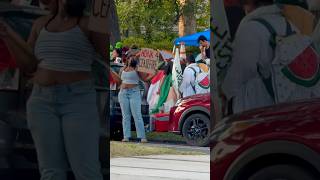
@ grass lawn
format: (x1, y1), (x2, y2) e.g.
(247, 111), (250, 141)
(131, 131), (185, 143)
(110, 141), (204, 158)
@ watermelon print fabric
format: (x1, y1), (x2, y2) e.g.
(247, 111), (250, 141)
(282, 46), (320, 87)
(271, 33), (320, 103)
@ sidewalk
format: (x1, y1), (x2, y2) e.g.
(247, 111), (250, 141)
(110, 155), (210, 180)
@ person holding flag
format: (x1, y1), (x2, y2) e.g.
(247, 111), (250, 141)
(172, 48), (183, 99)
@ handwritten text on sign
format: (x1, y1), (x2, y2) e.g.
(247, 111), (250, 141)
(138, 48), (159, 73)
(88, 0), (110, 33)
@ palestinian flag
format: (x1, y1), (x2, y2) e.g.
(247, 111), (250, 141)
(147, 70), (165, 111)
(151, 74), (172, 114)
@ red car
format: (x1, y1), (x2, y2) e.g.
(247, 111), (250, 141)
(168, 93), (210, 147)
(210, 98), (320, 180)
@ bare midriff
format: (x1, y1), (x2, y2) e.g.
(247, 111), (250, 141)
(121, 83), (138, 89)
(33, 68), (91, 86)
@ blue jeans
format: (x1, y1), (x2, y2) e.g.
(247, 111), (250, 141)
(118, 86), (146, 139)
(26, 80), (103, 180)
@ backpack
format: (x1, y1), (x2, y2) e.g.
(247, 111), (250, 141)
(189, 63), (210, 94)
(253, 18), (320, 103)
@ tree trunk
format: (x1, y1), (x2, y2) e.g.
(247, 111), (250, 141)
(178, 0), (196, 37)
(109, 0), (121, 45)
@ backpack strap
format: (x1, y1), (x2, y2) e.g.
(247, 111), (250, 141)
(188, 66), (197, 93)
(252, 18), (277, 49)
(257, 64), (275, 100)
(252, 18), (295, 49)
(251, 18), (294, 101)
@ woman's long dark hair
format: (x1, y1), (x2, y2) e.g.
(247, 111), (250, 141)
(125, 56), (138, 68)
(46, 0), (87, 27)
(65, 0), (87, 17)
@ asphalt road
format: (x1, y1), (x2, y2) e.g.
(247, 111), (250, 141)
(1, 141), (209, 180)
(110, 141), (210, 180)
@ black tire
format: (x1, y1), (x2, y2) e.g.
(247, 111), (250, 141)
(182, 113), (210, 147)
(248, 164), (316, 180)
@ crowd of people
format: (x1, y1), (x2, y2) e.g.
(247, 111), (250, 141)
(109, 35), (211, 142)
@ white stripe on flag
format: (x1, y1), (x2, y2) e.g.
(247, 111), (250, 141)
(172, 48), (183, 99)
(212, 0), (233, 84)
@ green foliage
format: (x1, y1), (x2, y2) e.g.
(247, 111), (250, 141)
(122, 36), (174, 50)
(116, 0), (178, 42)
(122, 36), (200, 55)
(195, 0), (210, 31)
(116, 0), (210, 47)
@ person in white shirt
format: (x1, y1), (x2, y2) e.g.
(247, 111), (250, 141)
(112, 48), (122, 64)
(180, 54), (208, 98)
(180, 55), (196, 98)
(222, 0), (310, 114)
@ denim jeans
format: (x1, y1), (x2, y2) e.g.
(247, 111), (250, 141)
(118, 86), (146, 139)
(26, 80), (103, 180)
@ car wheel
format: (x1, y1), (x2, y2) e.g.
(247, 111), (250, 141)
(182, 114), (210, 147)
(248, 164), (316, 180)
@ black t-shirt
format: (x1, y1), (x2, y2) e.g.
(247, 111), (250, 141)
(205, 46), (210, 59)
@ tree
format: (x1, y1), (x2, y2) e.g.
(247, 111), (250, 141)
(108, 0), (121, 45)
(115, 0), (209, 48)
(178, 0), (196, 37)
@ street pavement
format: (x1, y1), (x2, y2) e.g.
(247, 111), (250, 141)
(110, 155), (210, 180)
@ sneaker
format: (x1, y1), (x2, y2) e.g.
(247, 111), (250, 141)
(140, 139), (148, 143)
(121, 138), (129, 142)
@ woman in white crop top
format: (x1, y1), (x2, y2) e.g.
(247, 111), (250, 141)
(111, 49), (156, 143)
(0, 0), (107, 179)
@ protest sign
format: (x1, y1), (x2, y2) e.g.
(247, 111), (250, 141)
(212, 0), (232, 84)
(211, 0), (231, 123)
(137, 48), (159, 73)
(88, 0), (112, 34)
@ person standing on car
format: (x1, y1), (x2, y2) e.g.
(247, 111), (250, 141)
(0, 0), (107, 179)
(111, 49), (155, 143)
